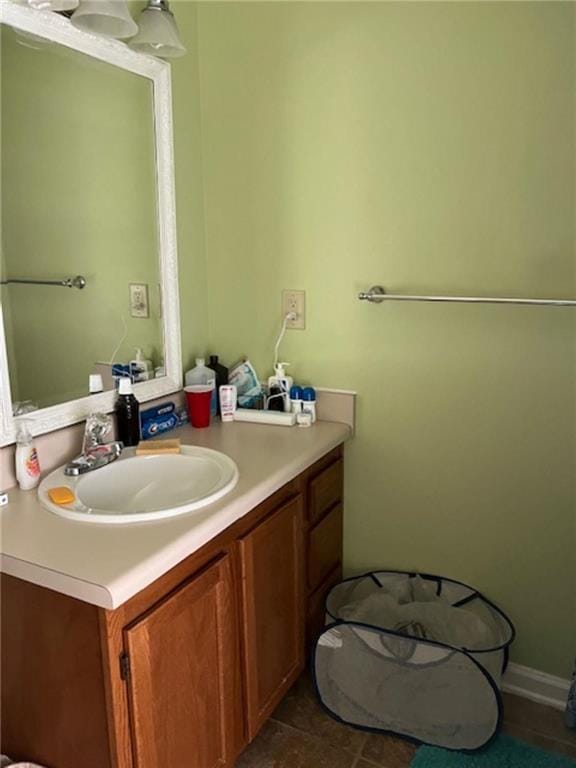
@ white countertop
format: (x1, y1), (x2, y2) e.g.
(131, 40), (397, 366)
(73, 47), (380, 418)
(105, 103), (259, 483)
(0, 420), (350, 609)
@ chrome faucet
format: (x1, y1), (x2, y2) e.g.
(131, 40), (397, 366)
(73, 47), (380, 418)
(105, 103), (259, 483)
(65, 413), (123, 476)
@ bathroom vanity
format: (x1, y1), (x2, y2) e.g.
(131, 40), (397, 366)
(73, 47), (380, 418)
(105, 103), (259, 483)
(0, 9), (350, 767)
(1, 421), (348, 768)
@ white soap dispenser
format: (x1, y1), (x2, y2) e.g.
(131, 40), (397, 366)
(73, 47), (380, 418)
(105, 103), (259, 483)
(130, 347), (154, 382)
(15, 420), (41, 491)
(267, 363), (293, 413)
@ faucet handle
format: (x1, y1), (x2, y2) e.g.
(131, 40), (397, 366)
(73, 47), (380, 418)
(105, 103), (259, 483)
(64, 441), (123, 476)
(82, 412), (114, 452)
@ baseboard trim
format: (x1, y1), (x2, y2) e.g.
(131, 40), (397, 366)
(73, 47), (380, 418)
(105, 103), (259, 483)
(502, 662), (571, 711)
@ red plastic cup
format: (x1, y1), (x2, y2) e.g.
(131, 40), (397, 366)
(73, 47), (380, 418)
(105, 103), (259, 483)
(185, 385), (213, 428)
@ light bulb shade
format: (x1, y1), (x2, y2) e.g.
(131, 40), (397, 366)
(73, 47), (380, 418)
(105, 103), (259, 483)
(71, 1), (138, 40)
(28, 0), (79, 10)
(129, 6), (186, 58)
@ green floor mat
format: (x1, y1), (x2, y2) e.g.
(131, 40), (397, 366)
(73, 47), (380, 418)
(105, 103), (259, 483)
(411, 734), (576, 768)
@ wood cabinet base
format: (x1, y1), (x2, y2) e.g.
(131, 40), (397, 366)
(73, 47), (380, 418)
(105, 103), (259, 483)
(1, 446), (343, 768)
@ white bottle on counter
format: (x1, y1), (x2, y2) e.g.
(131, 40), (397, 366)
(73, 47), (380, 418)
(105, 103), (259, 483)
(219, 385), (237, 422)
(15, 420), (41, 491)
(185, 358), (217, 415)
(89, 373), (104, 394)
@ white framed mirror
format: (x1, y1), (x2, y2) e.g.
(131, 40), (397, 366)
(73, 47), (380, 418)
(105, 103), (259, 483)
(0, 1), (182, 446)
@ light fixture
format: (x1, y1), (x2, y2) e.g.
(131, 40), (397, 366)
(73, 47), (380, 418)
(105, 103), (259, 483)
(28, 0), (79, 10)
(70, 1), (138, 40)
(129, 0), (186, 59)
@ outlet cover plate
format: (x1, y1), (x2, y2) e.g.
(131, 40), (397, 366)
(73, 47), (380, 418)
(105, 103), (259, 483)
(282, 289), (306, 330)
(130, 283), (150, 318)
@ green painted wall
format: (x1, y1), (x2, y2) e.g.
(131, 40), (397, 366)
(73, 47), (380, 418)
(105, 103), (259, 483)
(195, 2), (575, 676)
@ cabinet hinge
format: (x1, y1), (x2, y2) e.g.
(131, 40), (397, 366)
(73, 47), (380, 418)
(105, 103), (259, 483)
(119, 651), (131, 682)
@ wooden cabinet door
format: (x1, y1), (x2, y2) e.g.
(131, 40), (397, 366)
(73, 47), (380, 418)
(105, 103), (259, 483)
(123, 554), (241, 768)
(238, 495), (305, 740)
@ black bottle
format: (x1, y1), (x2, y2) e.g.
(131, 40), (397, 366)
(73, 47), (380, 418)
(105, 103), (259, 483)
(267, 385), (285, 411)
(115, 378), (140, 446)
(207, 355), (229, 415)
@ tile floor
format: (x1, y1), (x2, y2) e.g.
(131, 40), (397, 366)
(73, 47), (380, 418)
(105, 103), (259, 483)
(236, 675), (576, 767)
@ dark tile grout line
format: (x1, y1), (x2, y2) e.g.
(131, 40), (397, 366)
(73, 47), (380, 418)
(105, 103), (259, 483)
(268, 715), (575, 766)
(270, 715), (370, 764)
(350, 732), (369, 768)
(354, 732), (369, 757)
(351, 757), (381, 768)
(269, 716), (357, 752)
(269, 698), (575, 766)
(350, 728), (574, 768)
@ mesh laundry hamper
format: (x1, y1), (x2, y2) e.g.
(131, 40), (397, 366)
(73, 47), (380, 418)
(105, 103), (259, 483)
(313, 571), (515, 752)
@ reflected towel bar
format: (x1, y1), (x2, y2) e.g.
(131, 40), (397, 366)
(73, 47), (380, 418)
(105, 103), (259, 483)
(358, 285), (576, 307)
(0, 275), (86, 289)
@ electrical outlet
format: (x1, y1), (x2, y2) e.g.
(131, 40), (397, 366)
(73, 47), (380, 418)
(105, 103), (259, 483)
(282, 289), (306, 330)
(129, 283), (150, 318)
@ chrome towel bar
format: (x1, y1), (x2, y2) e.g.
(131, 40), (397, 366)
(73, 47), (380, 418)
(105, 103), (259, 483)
(358, 285), (576, 307)
(0, 275), (86, 289)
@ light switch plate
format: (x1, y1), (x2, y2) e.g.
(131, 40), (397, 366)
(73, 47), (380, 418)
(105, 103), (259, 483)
(129, 283), (149, 318)
(282, 289), (306, 330)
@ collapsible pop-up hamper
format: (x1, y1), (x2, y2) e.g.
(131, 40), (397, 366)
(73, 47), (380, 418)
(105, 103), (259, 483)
(313, 571), (515, 752)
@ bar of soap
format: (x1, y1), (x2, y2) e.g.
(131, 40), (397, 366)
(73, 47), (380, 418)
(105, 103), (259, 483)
(135, 438), (181, 456)
(48, 486), (76, 505)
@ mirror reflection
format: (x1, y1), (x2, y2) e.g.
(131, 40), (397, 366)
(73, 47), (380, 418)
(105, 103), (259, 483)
(1, 24), (164, 413)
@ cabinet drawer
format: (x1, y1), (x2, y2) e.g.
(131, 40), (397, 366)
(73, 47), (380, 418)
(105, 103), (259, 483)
(308, 459), (343, 525)
(307, 503), (343, 593)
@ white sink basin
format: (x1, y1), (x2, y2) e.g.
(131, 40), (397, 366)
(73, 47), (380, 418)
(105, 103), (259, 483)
(38, 446), (239, 524)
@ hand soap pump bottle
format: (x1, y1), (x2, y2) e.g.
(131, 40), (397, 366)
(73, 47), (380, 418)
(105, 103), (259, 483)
(115, 378), (140, 447)
(130, 347), (154, 383)
(15, 420), (41, 491)
(267, 363), (293, 413)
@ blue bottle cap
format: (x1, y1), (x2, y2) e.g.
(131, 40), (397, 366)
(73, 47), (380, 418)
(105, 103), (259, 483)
(290, 386), (303, 399)
(302, 387), (316, 401)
